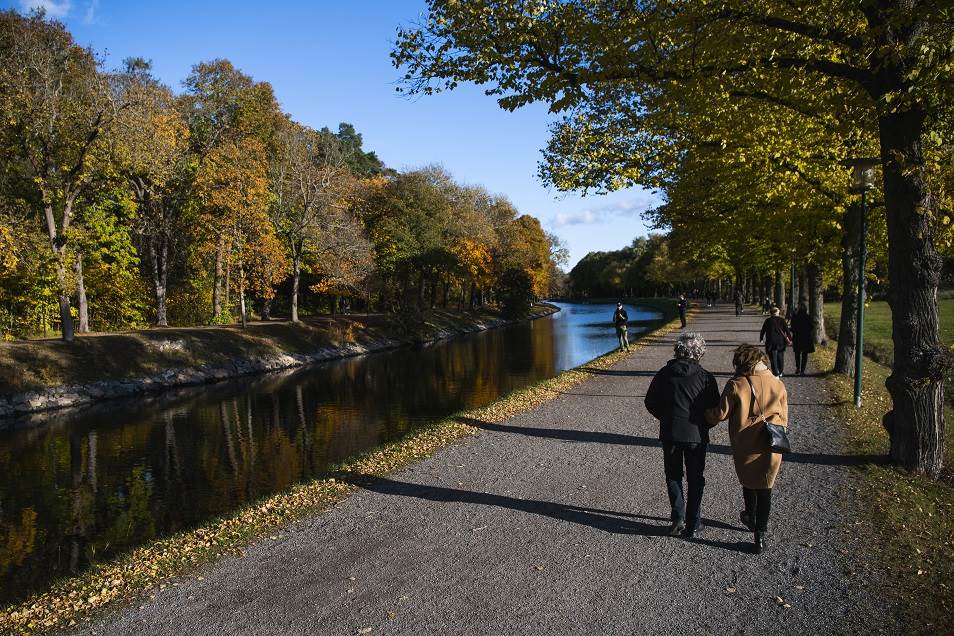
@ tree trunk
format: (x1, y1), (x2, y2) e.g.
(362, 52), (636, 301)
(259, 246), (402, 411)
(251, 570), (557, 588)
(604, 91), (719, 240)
(74, 251), (89, 333)
(291, 256), (302, 323)
(43, 203), (74, 342)
(261, 297), (273, 321)
(878, 107), (945, 478)
(149, 237), (169, 327)
(798, 268), (809, 308)
(835, 201), (862, 375)
(806, 263), (826, 346)
(238, 258), (247, 328)
(213, 240), (224, 319)
(773, 269), (785, 310)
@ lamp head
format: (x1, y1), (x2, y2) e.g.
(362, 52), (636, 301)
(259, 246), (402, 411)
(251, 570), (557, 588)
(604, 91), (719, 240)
(842, 157), (880, 193)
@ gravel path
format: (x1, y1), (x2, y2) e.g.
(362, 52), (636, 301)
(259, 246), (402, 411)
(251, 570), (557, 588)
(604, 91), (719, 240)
(71, 306), (899, 635)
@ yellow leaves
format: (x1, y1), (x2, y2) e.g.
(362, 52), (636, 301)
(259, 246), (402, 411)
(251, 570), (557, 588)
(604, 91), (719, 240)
(0, 226), (17, 275)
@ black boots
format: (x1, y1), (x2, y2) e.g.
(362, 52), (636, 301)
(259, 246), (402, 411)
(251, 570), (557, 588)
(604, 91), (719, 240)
(753, 531), (766, 554)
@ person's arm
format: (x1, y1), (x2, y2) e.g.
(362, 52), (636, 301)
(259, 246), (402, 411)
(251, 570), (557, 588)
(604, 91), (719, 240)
(778, 382), (789, 427)
(706, 380), (736, 425)
(760, 320), (767, 342)
(644, 371), (665, 419)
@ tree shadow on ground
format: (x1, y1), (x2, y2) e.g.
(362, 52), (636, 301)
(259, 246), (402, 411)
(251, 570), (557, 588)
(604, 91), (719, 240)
(457, 416), (888, 468)
(332, 471), (745, 550)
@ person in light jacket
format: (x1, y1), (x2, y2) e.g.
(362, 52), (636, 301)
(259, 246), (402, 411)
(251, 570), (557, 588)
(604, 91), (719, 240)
(706, 344), (789, 554)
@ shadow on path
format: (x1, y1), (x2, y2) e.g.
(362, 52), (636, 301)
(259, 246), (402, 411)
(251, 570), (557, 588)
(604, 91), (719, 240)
(457, 416), (888, 468)
(333, 472), (746, 550)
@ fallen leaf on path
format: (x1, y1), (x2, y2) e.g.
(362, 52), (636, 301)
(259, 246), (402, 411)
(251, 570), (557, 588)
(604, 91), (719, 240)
(358, 628), (372, 634)
(725, 587), (736, 594)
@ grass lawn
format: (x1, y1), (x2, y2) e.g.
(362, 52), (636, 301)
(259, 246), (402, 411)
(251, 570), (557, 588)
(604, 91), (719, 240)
(824, 298), (954, 366)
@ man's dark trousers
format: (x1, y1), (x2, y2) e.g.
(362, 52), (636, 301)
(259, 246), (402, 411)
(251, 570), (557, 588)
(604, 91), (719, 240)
(663, 441), (707, 528)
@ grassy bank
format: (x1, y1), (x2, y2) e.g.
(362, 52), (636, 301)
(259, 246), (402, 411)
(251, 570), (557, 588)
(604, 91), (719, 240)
(0, 305), (555, 396)
(0, 309), (683, 634)
(813, 344), (954, 632)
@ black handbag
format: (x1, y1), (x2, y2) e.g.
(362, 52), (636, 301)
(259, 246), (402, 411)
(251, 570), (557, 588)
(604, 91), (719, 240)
(744, 376), (791, 454)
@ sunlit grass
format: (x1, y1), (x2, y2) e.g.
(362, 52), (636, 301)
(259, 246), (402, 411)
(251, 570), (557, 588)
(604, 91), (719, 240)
(814, 344), (954, 632)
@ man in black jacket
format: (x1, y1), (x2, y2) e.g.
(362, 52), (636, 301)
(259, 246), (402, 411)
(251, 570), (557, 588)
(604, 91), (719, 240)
(644, 332), (720, 538)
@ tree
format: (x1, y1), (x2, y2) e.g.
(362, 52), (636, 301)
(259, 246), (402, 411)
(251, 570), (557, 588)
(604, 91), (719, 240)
(271, 117), (365, 321)
(0, 10), (118, 341)
(111, 58), (191, 326)
(183, 59), (279, 321)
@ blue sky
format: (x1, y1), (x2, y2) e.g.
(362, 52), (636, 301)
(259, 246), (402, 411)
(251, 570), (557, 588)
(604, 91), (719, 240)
(7, 0), (658, 268)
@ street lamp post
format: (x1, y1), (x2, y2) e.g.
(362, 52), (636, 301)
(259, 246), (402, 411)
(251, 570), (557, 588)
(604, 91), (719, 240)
(843, 158), (879, 408)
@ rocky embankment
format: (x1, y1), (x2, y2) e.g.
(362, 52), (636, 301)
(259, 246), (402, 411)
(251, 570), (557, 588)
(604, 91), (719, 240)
(0, 306), (557, 419)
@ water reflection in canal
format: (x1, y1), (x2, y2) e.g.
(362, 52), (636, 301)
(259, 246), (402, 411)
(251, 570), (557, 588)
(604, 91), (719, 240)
(0, 302), (663, 603)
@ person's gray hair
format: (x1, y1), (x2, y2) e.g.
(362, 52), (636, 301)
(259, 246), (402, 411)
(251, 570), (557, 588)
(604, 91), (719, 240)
(674, 332), (706, 360)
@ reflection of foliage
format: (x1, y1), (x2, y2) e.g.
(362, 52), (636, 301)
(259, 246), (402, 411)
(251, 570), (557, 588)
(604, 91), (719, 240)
(0, 508), (39, 576)
(101, 467), (156, 549)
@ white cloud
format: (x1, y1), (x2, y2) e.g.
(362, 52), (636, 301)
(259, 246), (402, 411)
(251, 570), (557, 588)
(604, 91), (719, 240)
(554, 210), (598, 226)
(19, 0), (72, 18)
(552, 192), (658, 227)
(82, 0), (98, 24)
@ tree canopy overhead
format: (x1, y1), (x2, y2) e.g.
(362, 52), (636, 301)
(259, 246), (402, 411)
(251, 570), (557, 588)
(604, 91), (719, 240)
(393, 0), (954, 477)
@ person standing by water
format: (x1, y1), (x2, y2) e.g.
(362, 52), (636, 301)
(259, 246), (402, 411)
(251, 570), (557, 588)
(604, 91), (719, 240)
(613, 302), (630, 351)
(759, 307), (792, 377)
(677, 294), (688, 328)
(790, 303), (814, 375)
(707, 344), (789, 554)
(645, 333), (720, 538)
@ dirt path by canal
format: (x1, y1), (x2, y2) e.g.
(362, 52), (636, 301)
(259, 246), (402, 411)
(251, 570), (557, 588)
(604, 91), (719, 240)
(71, 306), (899, 635)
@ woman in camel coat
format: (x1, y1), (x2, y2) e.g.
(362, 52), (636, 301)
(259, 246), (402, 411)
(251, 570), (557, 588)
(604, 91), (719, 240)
(707, 344), (788, 554)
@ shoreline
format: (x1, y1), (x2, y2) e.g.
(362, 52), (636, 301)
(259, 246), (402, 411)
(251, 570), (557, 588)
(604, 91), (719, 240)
(0, 310), (684, 634)
(0, 305), (559, 420)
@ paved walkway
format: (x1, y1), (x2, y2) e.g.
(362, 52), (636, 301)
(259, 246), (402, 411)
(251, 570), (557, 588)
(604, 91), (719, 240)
(73, 307), (898, 635)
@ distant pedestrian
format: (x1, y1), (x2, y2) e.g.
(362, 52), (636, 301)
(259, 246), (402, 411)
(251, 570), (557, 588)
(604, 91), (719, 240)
(759, 307), (791, 377)
(761, 297), (771, 315)
(613, 302), (630, 351)
(706, 344), (789, 554)
(734, 291), (744, 317)
(790, 303), (814, 375)
(677, 294), (688, 328)
(644, 333), (720, 539)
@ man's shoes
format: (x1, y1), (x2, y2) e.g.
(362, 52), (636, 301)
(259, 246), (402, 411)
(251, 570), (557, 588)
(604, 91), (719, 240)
(681, 522), (704, 539)
(667, 521), (685, 537)
(740, 510), (755, 531)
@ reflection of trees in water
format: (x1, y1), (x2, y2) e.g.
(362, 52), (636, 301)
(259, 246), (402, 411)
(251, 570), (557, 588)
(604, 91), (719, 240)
(0, 317), (569, 603)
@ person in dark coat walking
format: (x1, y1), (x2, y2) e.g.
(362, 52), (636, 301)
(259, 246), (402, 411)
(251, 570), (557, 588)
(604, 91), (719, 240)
(790, 303), (814, 375)
(759, 307), (792, 377)
(644, 332), (720, 538)
(734, 291), (744, 317)
(677, 294), (688, 328)
(613, 302), (629, 351)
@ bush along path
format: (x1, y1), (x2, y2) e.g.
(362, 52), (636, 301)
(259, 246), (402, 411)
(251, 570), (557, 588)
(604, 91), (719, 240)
(64, 306), (898, 636)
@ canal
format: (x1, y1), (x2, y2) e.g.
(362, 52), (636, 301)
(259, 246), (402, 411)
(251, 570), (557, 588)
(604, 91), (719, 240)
(0, 302), (665, 604)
